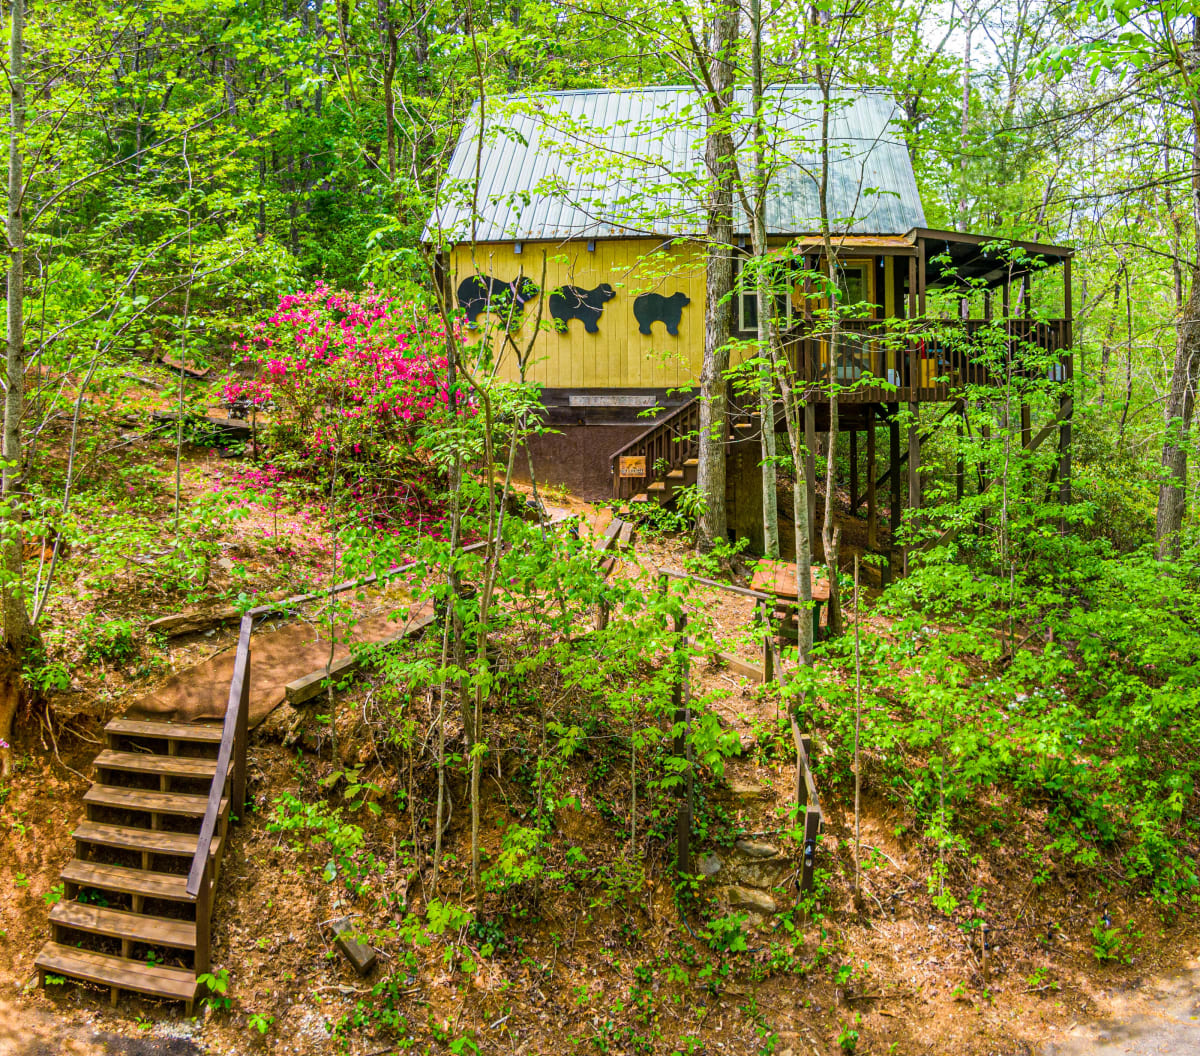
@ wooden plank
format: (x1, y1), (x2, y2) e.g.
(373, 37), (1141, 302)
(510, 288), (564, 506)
(61, 860), (195, 903)
(105, 718), (223, 744)
(330, 916), (378, 976)
(285, 612), (437, 706)
(35, 942), (198, 1002)
(792, 727), (821, 810)
(594, 518), (623, 553)
(93, 750), (218, 780)
(73, 820), (220, 858)
(715, 652), (764, 683)
(749, 560), (831, 602)
(50, 902), (197, 950)
(84, 785), (227, 819)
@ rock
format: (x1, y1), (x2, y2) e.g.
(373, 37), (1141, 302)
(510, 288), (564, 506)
(255, 700), (300, 742)
(697, 853), (723, 877)
(735, 839), (779, 859)
(731, 858), (791, 888)
(725, 885), (776, 915)
(725, 778), (767, 803)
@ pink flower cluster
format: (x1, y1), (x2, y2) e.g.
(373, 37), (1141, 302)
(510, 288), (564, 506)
(220, 282), (463, 461)
(216, 283), (469, 530)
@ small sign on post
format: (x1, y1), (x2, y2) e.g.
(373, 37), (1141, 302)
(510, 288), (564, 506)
(619, 455), (646, 478)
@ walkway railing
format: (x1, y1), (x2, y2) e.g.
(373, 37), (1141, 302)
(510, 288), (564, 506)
(656, 568), (824, 895)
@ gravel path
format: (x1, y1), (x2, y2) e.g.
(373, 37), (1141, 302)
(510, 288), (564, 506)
(1042, 960), (1200, 1055)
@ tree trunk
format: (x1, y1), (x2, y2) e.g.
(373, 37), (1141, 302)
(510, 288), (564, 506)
(1, 0), (33, 776)
(695, 0), (737, 553)
(750, 0), (779, 559)
(1155, 263), (1200, 558)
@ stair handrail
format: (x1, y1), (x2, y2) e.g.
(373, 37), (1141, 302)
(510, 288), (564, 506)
(187, 615), (252, 898)
(608, 398), (699, 466)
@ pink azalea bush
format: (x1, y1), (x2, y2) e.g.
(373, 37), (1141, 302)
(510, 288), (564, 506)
(220, 284), (466, 527)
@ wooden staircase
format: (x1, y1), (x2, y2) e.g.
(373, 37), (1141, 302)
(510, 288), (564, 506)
(37, 624), (252, 1014)
(611, 398), (760, 511)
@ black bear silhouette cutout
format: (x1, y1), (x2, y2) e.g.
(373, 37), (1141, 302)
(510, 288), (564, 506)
(633, 292), (691, 336)
(457, 275), (539, 326)
(548, 283), (616, 333)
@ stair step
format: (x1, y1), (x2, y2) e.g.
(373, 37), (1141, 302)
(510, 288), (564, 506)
(630, 493), (651, 504)
(105, 718), (223, 745)
(61, 860), (196, 904)
(51, 901), (196, 950)
(73, 820), (221, 859)
(683, 458), (699, 467)
(666, 469), (685, 480)
(93, 750), (218, 780)
(647, 481), (668, 493)
(35, 941), (197, 1004)
(84, 785), (228, 819)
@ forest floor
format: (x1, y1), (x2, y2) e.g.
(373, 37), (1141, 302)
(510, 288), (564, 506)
(0, 413), (1198, 1056)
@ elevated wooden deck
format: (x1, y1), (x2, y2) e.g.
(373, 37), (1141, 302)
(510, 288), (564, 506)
(611, 318), (1073, 504)
(783, 316), (1072, 404)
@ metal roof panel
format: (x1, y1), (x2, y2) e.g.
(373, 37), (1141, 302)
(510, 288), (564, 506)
(425, 85), (926, 243)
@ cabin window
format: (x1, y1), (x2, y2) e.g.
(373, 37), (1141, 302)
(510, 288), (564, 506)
(734, 255), (798, 333)
(835, 262), (869, 308)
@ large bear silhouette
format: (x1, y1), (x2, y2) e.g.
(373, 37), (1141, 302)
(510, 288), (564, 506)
(633, 291), (691, 336)
(457, 275), (539, 326)
(549, 283), (616, 333)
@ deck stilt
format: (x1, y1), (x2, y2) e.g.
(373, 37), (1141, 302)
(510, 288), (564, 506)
(804, 402), (817, 546)
(849, 430), (859, 515)
(905, 402), (920, 575)
(866, 408), (878, 550)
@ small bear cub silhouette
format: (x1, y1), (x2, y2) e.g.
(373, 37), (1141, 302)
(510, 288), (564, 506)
(633, 291), (690, 336)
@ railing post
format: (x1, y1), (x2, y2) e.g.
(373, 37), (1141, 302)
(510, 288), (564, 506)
(760, 601), (774, 684)
(672, 611), (691, 874)
(194, 855), (213, 977)
(232, 646), (250, 816)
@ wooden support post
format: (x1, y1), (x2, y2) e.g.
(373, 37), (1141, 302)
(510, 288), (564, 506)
(904, 402), (920, 575)
(1059, 393), (1072, 510)
(672, 611), (692, 874)
(804, 401), (817, 547)
(889, 409), (901, 540)
(760, 602), (774, 684)
(849, 430), (859, 516)
(866, 408), (878, 550)
(331, 917), (379, 976)
(194, 858), (213, 978)
(956, 409), (965, 503)
(980, 418), (991, 495)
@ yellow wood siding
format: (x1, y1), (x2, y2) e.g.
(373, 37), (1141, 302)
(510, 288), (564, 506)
(450, 240), (707, 390)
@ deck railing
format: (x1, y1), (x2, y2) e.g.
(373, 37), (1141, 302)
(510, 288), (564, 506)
(783, 316), (1073, 403)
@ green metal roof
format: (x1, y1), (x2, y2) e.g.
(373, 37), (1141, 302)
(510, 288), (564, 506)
(427, 85), (927, 243)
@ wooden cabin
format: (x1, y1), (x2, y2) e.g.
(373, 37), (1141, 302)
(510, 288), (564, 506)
(427, 87), (1073, 552)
